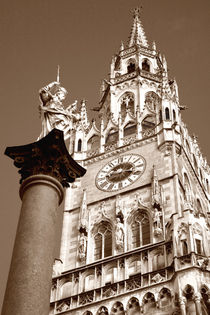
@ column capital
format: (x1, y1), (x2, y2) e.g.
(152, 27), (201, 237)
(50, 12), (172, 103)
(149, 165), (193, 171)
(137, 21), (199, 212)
(5, 129), (86, 188)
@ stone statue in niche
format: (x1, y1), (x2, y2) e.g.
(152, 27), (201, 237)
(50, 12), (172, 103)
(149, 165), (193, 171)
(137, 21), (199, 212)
(52, 258), (63, 277)
(38, 79), (80, 140)
(78, 231), (87, 261)
(153, 207), (163, 236)
(115, 217), (124, 250)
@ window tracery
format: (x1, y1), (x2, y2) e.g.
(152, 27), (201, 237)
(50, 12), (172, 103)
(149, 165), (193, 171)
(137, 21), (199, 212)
(105, 129), (118, 145)
(87, 135), (100, 152)
(119, 92), (135, 120)
(145, 91), (160, 112)
(130, 210), (150, 249)
(94, 221), (112, 260)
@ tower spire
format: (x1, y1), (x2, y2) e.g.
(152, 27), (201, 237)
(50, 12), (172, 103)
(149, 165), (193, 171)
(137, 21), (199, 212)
(128, 7), (148, 48)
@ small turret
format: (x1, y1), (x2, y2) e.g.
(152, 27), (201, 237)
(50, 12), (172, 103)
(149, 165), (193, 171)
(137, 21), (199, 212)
(80, 100), (90, 130)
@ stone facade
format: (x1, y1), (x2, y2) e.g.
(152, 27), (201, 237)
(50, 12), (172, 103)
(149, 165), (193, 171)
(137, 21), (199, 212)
(49, 9), (210, 315)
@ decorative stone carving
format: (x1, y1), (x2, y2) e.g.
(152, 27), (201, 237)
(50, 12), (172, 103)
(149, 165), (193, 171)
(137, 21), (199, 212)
(38, 81), (80, 140)
(153, 207), (163, 236)
(4, 129), (86, 187)
(151, 165), (162, 208)
(151, 272), (165, 283)
(79, 291), (94, 305)
(52, 258), (63, 277)
(102, 283), (117, 298)
(56, 300), (70, 312)
(115, 217), (124, 250)
(78, 232), (87, 261)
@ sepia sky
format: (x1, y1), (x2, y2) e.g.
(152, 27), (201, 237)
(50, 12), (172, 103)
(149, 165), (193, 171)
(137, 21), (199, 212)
(0, 0), (210, 309)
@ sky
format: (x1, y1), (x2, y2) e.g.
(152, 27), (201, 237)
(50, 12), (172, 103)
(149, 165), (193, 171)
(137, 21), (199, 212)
(0, 0), (210, 310)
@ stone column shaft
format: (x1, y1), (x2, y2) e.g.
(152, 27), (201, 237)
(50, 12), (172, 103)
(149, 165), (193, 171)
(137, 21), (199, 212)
(2, 175), (63, 315)
(2, 129), (86, 315)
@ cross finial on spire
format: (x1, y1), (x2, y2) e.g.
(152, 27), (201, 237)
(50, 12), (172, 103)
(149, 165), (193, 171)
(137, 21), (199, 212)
(131, 7), (142, 19)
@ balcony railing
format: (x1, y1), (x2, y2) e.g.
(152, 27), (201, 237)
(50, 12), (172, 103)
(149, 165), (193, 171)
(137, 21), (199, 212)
(52, 264), (175, 313)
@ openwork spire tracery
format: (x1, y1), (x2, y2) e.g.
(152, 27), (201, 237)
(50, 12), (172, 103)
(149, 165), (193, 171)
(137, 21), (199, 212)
(128, 7), (148, 48)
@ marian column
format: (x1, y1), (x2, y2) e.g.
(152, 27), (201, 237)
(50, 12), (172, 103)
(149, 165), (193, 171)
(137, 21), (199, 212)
(2, 129), (86, 315)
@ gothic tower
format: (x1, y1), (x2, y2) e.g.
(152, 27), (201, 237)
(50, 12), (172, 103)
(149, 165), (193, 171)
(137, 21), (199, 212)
(50, 9), (210, 315)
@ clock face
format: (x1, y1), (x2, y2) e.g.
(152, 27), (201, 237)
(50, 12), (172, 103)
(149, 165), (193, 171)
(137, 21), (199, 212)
(95, 154), (146, 192)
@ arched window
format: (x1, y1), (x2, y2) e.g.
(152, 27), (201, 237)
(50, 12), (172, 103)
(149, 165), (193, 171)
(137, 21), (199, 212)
(145, 91), (160, 111)
(105, 129), (118, 145)
(193, 155), (198, 174)
(159, 288), (172, 308)
(94, 222), (112, 260)
(84, 273), (95, 291)
(181, 239), (188, 255)
(165, 107), (170, 120)
(131, 210), (150, 249)
(206, 179), (209, 193)
(124, 122), (136, 137)
(119, 92), (135, 120)
(77, 139), (82, 152)
(97, 306), (109, 315)
(127, 297), (140, 314)
(173, 109), (176, 121)
(196, 199), (202, 216)
(87, 135), (100, 152)
(200, 286), (210, 313)
(142, 59), (150, 72)
(111, 301), (125, 315)
(127, 61), (136, 73)
(193, 223), (203, 255)
(143, 292), (156, 313)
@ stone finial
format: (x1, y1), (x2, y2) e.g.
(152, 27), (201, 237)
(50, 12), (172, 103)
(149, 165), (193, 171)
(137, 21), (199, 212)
(5, 129), (86, 188)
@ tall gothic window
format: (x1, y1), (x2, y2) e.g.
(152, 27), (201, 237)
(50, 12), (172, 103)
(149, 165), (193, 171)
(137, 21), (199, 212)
(131, 210), (150, 249)
(94, 222), (112, 260)
(119, 92), (135, 121)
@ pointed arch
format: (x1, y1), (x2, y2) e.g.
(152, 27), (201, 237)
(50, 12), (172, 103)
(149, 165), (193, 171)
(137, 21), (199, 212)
(105, 128), (118, 145)
(127, 58), (136, 73)
(158, 287), (172, 308)
(119, 92), (135, 120)
(142, 58), (150, 72)
(142, 292), (156, 313)
(145, 91), (160, 112)
(111, 301), (125, 315)
(126, 297), (140, 314)
(87, 135), (100, 152)
(165, 107), (170, 120)
(93, 221), (112, 260)
(97, 306), (109, 315)
(129, 209), (151, 250)
(77, 139), (82, 152)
